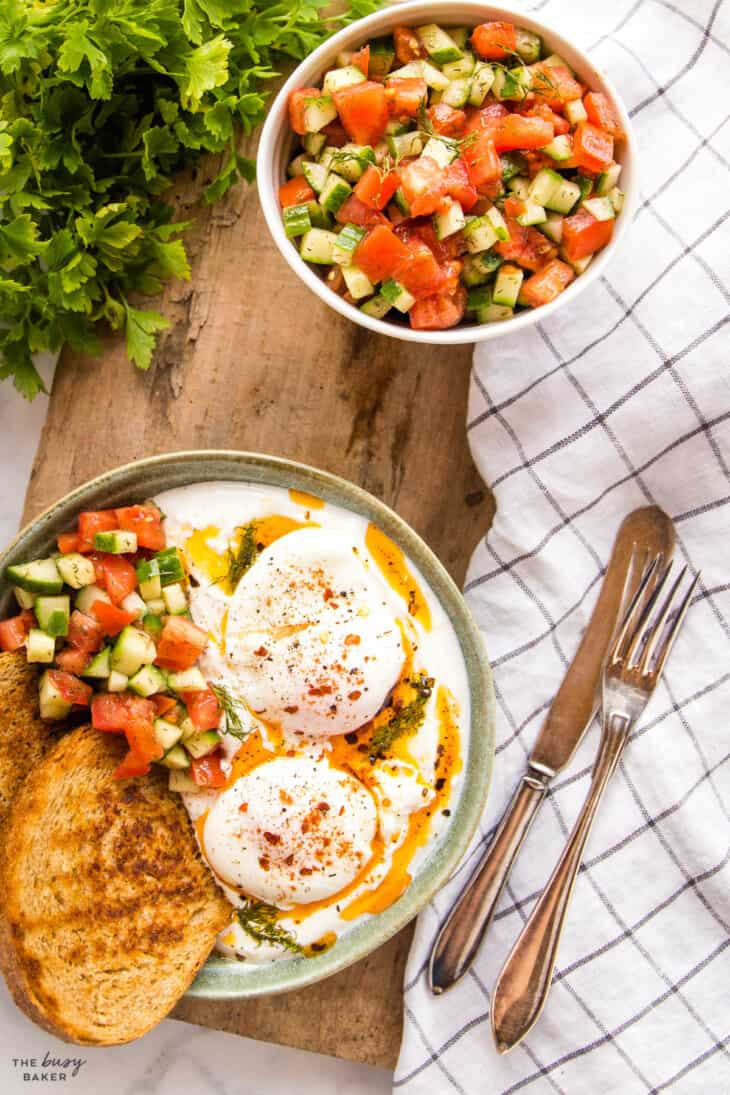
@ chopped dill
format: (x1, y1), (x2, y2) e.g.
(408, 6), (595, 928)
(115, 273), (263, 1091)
(209, 683), (251, 741)
(369, 674), (434, 759)
(236, 901), (304, 955)
(225, 521), (260, 588)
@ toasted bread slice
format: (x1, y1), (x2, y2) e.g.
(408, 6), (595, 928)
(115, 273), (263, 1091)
(0, 652), (54, 827)
(0, 724), (231, 1045)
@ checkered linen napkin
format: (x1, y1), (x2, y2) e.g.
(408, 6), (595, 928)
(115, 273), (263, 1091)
(395, 1), (730, 1092)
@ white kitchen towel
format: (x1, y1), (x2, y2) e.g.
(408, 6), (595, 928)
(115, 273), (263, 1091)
(395, 1), (730, 1092)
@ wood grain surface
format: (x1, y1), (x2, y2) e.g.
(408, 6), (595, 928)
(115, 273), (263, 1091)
(22, 137), (494, 1068)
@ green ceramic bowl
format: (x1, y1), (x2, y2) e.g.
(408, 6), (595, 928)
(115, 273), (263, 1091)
(0, 451), (495, 998)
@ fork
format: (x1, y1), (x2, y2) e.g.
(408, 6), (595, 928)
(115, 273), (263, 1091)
(490, 552), (700, 1053)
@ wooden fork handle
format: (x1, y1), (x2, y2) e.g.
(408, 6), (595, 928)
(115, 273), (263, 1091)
(490, 712), (632, 1052)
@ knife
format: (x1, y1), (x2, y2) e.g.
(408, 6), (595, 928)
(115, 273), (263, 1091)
(428, 507), (675, 994)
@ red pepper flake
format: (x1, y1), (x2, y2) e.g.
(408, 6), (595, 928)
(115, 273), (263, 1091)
(279, 789), (293, 805)
(254, 645), (268, 657)
(239, 802), (249, 813)
(344, 634), (361, 645)
(299, 866), (313, 876)
(284, 705), (299, 714)
(263, 831), (281, 845)
(317, 802), (330, 813)
(258, 856), (270, 871)
(308, 684), (333, 696)
(348, 690), (362, 701)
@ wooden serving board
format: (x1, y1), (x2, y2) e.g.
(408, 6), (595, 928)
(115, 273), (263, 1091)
(22, 128), (494, 1068)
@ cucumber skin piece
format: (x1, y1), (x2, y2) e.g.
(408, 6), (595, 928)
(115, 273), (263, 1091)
(83, 646), (111, 679)
(5, 557), (62, 595)
(185, 730), (222, 759)
(39, 670), (72, 719)
(56, 553), (95, 589)
(34, 595), (70, 638)
(93, 530), (138, 554)
(111, 625), (156, 677)
(27, 628), (55, 664)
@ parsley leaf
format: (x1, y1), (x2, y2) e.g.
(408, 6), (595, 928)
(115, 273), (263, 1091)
(124, 301), (170, 370)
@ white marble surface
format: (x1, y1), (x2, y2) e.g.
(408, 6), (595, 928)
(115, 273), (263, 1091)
(0, 379), (393, 1095)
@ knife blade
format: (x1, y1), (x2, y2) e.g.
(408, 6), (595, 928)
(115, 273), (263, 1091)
(428, 506), (675, 994)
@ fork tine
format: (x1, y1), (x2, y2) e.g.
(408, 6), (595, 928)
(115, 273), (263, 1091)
(638, 565), (686, 673)
(611, 552), (662, 663)
(625, 560), (674, 667)
(649, 570), (701, 678)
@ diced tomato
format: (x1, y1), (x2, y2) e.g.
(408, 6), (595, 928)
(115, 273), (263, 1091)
(57, 531), (79, 554)
(517, 100), (571, 135)
(91, 600), (136, 637)
(354, 165), (400, 210)
(77, 510), (117, 553)
(115, 505), (165, 551)
(386, 202), (409, 227)
(335, 194), (390, 228)
(398, 156), (446, 216)
(583, 92), (624, 139)
(427, 103), (466, 137)
(151, 693), (178, 717)
(396, 239), (447, 298)
(191, 753), (227, 788)
(113, 750), (151, 779)
(353, 225), (410, 283)
(279, 176), (315, 209)
(504, 195), (527, 219)
(155, 615), (208, 671)
(529, 62), (584, 106)
(496, 216), (557, 271)
(67, 610), (104, 653)
(471, 21), (516, 60)
(333, 81), (389, 145)
(409, 284), (467, 330)
(462, 130), (502, 191)
(351, 44), (370, 76)
(408, 221), (466, 263)
(288, 87), (321, 136)
(491, 114), (554, 152)
(443, 158), (478, 211)
(55, 647), (91, 676)
(573, 122), (614, 173)
(322, 120), (348, 147)
(91, 692), (156, 733)
(125, 718), (163, 762)
(393, 25), (425, 64)
(521, 259), (575, 307)
(385, 77), (428, 118)
(47, 670), (92, 706)
(561, 207), (615, 262)
(0, 610), (34, 652)
(183, 688), (221, 731)
(91, 552), (137, 604)
(441, 258), (464, 293)
(464, 102), (508, 133)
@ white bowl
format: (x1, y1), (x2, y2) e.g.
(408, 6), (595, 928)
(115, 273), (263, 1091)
(257, 1), (638, 345)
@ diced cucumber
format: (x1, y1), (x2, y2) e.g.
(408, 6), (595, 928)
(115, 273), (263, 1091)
(463, 215), (498, 253)
(543, 52), (574, 73)
(302, 94), (337, 133)
(514, 28), (542, 64)
(493, 264), (524, 307)
(332, 222), (367, 265)
(185, 730), (222, 759)
(575, 174), (593, 202)
(13, 587), (35, 610)
(369, 37), (395, 79)
(448, 27), (468, 49)
(507, 175), (530, 200)
(145, 598), (166, 616)
(442, 52), (475, 79)
(287, 153), (307, 178)
(380, 278), (416, 313)
(336, 49), (353, 67)
(541, 211), (564, 244)
(528, 168), (581, 214)
(39, 669), (72, 719)
(327, 144), (376, 183)
(142, 612), (163, 637)
(342, 265), (374, 300)
(388, 61), (450, 91)
(93, 529), (137, 553)
(461, 251), (502, 286)
(83, 646), (111, 679)
(169, 769), (199, 793)
(154, 717), (184, 751)
(283, 203), (312, 239)
(501, 153), (527, 183)
(492, 64), (531, 101)
(583, 196), (615, 221)
(486, 206), (509, 240)
(570, 253), (594, 274)
(161, 744), (191, 770)
(387, 131), (423, 160)
(56, 553), (96, 589)
(421, 136), (459, 168)
(107, 670), (129, 692)
(442, 77), (472, 109)
(137, 548), (185, 588)
(323, 65), (366, 95)
(139, 572), (162, 601)
(434, 198), (466, 239)
(609, 186), (624, 213)
(111, 625), (157, 677)
(385, 118), (410, 137)
(466, 285), (491, 311)
(565, 98), (588, 126)
(5, 557), (62, 595)
(516, 200), (547, 227)
(300, 227), (338, 265)
(320, 173), (351, 215)
(129, 663), (168, 697)
(595, 162), (622, 196)
(393, 187), (411, 216)
(301, 160), (328, 194)
(167, 667), (207, 693)
(416, 24), (463, 64)
(121, 591), (146, 620)
(75, 583), (111, 614)
(162, 582), (188, 615)
(179, 716), (197, 742)
(34, 595), (70, 638)
(27, 628), (55, 663)
(469, 62), (495, 105)
(547, 178), (582, 214)
(360, 295), (391, 319)
(477, 302), (514, 323)
(302, 131), (327, 157)
(304, 200), (332, 230)
(543, 135), (574, 162)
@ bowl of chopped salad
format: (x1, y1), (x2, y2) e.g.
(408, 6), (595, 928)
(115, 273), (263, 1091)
(257, 1), (637, 341)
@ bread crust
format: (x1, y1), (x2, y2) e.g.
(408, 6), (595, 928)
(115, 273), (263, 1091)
(0, 652), (55, 827)
(0, 725), (231, 1045)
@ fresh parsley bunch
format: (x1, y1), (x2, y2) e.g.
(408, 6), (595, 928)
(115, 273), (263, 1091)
(0, 0), (380, 398)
